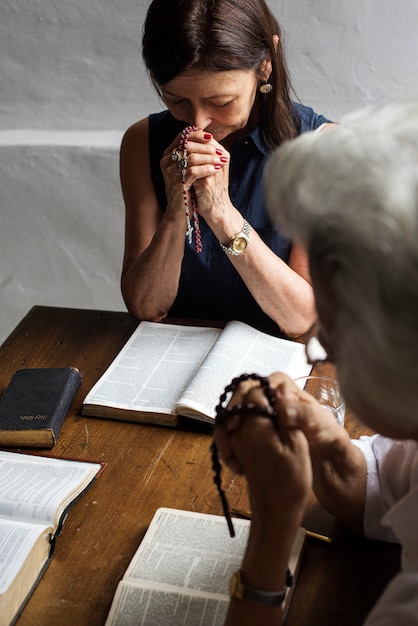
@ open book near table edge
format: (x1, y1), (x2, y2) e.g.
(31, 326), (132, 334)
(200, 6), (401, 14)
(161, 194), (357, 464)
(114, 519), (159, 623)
(82, 320), (312, 428)
(105, 507), (306, 625)
(0, 450), (105, 626)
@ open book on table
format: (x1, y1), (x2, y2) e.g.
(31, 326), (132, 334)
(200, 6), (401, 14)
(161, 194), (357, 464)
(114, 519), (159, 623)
(0, 450), (104, 626)
(82, 320), (312, 427)
(105, 507), (306, 626)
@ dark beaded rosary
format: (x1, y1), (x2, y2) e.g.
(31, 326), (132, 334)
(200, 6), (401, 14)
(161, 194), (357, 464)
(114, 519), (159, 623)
(210, 373), (278, 538)
(210, 373), (294, 589)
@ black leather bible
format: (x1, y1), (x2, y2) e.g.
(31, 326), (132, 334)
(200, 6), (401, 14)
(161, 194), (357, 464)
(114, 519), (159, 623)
(0, 367), (82, 448)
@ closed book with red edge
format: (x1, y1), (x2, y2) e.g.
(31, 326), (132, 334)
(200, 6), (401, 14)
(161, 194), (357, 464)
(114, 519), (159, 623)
(0, 367), (82, 448)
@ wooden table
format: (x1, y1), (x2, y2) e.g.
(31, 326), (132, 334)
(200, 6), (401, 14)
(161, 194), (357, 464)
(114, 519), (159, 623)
(0, 306), (400, 626)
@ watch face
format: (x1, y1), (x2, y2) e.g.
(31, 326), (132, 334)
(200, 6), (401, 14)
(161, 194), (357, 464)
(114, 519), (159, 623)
(232, 236), (248, 254)
(229, 571), (243, 599)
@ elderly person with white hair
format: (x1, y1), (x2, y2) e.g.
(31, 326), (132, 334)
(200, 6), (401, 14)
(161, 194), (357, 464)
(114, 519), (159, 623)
(213, 99), (418, 626)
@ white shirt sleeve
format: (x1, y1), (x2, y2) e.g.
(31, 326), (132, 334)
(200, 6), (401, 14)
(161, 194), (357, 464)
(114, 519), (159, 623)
(350, 435), (418, 624)
(351, 435), (418, 542)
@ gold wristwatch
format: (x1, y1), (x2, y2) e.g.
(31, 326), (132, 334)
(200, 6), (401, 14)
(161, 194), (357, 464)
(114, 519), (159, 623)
(219, 219), (251, 256)
(229, 570), (286, 607)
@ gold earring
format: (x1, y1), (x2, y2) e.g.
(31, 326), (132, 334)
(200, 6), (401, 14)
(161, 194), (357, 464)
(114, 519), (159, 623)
(259, 82), (273, 94)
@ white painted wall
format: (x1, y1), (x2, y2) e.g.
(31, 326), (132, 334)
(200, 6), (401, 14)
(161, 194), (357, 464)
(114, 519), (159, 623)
(1, 0), (418, 343)
(280, 0), (418, 119)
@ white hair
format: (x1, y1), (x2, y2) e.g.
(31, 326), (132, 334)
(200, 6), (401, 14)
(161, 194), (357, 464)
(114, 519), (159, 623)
(264, 99), (418, 431)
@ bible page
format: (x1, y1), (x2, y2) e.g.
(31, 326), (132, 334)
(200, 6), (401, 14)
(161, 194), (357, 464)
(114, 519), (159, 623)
(175, 320), (312, 420)
(0, 518), (51, 599)
(123, 508), (249, 591)
(0, 451), (102, 527)
(105, 581), (228, 626)
(105, 508), (248, 626)
(83, 322), (221, 415)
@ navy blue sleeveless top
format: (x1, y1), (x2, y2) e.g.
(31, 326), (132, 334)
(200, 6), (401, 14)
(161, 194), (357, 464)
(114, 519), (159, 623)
(148, 103), (330, 336)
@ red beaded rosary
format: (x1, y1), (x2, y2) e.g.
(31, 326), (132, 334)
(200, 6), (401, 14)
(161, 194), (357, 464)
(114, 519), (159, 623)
(172, 125), (203, 253)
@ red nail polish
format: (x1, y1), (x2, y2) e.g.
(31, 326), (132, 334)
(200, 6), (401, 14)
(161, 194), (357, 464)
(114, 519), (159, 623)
(214, 164), (222, 170)
(215, 149), (223, 155)
(220, 157), (228, 163)
(204, 133), (212, 139)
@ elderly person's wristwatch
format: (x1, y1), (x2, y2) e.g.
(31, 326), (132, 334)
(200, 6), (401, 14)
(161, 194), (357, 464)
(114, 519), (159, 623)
(219, 219), (251, 256)
(229, 570), (287, 606)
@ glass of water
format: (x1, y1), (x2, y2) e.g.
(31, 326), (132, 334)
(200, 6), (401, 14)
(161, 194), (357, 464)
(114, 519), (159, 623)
(293, 375), (345, 427)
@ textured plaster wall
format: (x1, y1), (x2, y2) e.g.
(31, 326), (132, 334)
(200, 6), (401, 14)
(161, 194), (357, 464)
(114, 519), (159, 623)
(0, 0), (158, 129)
(280, 0), (418, 119)
(1, 0), (418, 343)
(1, 131), (125, 338)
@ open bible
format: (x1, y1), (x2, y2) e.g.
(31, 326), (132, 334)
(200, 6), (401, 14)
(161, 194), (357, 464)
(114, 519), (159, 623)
(105, 507), (306, 626)
(0, 450), (104, 626)
(82, 320), (312, 427)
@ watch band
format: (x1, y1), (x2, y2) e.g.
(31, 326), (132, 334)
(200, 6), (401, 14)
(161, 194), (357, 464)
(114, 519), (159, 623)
(229, 570), (287, 607)
(219, 219), (251, 256)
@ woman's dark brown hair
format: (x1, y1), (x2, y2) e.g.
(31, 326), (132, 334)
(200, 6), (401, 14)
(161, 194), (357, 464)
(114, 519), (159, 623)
(142, 0), (299, 150)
